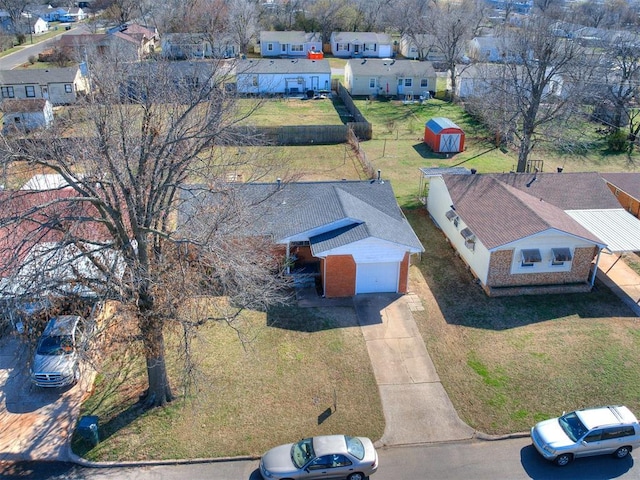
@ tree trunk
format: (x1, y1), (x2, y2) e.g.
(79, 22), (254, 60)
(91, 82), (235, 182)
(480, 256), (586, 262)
(140, 316), (174, 408)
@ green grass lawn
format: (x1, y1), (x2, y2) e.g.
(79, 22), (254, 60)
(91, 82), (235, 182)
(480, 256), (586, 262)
(74, 305), (383, 461)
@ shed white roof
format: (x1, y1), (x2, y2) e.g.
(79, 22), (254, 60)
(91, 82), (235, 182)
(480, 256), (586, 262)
(566, 209), (640, 253)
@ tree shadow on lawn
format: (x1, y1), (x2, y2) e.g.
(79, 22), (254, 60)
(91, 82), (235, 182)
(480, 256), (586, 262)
(410, 209), (636, 330)
(266, 303), (361, 332)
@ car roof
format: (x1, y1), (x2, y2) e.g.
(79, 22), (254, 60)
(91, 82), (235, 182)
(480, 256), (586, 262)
(42, 315), (82, 336)
(312, 435), (348, 457)
(576, 406), (638, 430)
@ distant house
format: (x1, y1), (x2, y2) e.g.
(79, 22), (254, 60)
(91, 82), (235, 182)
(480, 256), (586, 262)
(0, 66), (89, 105)
(23, 15), (48, 35)
(330, 32), (393, 58)
(59, 7), (87, 22)
(1, 98), (53, 133)
(178, 180), (424, 297)
(426, 171), (640, 296)
(107, 23), (159, 56)
(601, 173), (640, 220)
(58, 31), (140, 61)
(27, 6), (68, 22)
(456, 63), (564, 99)
(161, 33), (238, 60)
(344, 58), (436, 98)
(399, 34), (445, 61)
(259, 31), (322, 58)
(236, 58), (331, 95)
(467, 36), (525, 63)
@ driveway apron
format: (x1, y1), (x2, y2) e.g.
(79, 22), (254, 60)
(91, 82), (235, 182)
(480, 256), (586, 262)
(354, 293), (475, 446)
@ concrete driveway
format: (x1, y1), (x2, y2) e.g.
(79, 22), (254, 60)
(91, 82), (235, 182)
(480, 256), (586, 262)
(0, 333), (91, 461)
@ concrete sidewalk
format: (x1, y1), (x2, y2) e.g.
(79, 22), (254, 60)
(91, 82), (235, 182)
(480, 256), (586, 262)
(353, 294), (475, 447)
(597, 252), (640, 317)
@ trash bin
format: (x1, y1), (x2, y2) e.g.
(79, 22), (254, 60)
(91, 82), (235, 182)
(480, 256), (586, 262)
(77, 415), (99, 447)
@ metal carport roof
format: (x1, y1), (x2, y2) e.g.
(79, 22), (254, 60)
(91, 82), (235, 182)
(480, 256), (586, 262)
(566, 209), (640, 253)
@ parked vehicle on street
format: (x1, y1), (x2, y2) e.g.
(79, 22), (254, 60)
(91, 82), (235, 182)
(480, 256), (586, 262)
(260, 434), (378, 480)
(31, 315), (85, 388)
(531, 405), (640, 466)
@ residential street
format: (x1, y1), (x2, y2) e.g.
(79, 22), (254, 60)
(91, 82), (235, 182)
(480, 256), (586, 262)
(2, 437), (639, 479)
(0, 28), (73, 70)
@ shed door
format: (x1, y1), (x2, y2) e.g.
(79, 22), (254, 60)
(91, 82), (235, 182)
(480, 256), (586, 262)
(440, 134), (461, 153)
(356, 262), (399, 293)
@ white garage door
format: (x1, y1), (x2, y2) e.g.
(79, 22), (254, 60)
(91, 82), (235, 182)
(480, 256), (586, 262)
(356, 262), (399, 294)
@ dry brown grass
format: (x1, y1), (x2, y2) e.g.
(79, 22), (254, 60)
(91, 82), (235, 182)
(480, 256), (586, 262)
(405, 208), (640, 434)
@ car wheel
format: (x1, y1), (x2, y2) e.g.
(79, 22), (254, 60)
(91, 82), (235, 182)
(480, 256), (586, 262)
(554, 453), (572, 466)
(614, 446), (631, 459)
(347, 473), (365, 480)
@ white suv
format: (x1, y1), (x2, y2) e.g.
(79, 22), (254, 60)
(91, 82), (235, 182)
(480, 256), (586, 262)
(531, 405), (640, 466)
(31, 315), (85, 388)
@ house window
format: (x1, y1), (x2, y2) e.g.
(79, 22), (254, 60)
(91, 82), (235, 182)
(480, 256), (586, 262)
(281, 44), (286, 52)
(460, 227), (475, 251)
(251, 75), (258, 87)
(337, 43), (349, 51)
(521, 249), (541, 267)
(25, 86), (35, 97)
(404, 79), (412, 87)
(551, 247), (572, 266)
(369, 78), (376, 88)
(421, 78), (429, 88)
(1, 86), (14, 98)
(291, 44), (303, 52)
(64, 84), (73, 93)
(364, 43), (376, 52)
(267, 43), (274, 51)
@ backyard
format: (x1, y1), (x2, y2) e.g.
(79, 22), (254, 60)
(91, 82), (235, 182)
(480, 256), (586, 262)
(72, 92), (640, 461)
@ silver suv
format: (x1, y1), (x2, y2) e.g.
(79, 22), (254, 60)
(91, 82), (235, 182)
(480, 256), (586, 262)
(531, 405), (640, 466)
(31, 315), (85, 388)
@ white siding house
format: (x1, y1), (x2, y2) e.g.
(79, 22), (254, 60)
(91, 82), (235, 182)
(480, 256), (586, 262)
(236, 58), (331, 95)
(344, 59), (437, 98)
(330, 32), (393, 58)
(259, 31), (322, 58)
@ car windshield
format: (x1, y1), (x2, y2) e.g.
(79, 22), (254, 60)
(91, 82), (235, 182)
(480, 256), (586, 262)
(291, 438), (314, 469)
(558, 412), (588, 442)
(345, 436), (365, 460)
(36, 335), (74, 355)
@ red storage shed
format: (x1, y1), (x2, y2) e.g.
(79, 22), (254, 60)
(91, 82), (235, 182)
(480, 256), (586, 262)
(424, 117), (465, 153)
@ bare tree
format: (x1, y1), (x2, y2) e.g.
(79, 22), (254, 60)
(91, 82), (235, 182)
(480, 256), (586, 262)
(227, 0), (259, 55)
(0, 0), (32, 36)
(475, 15), (589, 172)
(427, 0), (483, 102)
(0, 56), (291, 408)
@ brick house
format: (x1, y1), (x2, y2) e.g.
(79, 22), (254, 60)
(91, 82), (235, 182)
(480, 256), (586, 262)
(601, 172), (640, 220)
(178, 179), (424, 298)
(427, 171), (640, 296)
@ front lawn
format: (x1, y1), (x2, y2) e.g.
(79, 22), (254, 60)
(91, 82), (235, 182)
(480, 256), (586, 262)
(406, 208), (640, 434)
(74, 304), (384, 461)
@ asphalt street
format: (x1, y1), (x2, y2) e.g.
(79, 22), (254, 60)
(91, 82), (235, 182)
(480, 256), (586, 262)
(2, 437), (639, 480)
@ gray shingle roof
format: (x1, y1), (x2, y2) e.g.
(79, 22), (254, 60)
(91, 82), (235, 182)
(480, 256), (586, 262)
(332, 32), (392, 44)
(238, 58), (330, 74)
(260, 31), (321, 43)
(442, 173), (610, 249)
(347, 58), (435, 77)
(178, 180), (424, 254)
(0, 67), (79, 85)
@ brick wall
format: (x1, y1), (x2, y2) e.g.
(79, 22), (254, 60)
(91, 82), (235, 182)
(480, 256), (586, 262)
(486, 246), (597, 288)
(324, 254), (356, 297)
(398, 252), (410, 293)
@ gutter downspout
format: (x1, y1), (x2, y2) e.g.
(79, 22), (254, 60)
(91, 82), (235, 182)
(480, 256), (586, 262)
(590, 247), (603, 288)
(285, 243), (291, 275)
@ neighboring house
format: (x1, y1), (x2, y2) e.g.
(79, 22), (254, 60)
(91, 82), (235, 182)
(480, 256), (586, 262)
(178, 179), (424, 298)
(59, 7), (86, 22)
(236, 58), (331, 95)
(601, 173), (640, 220)
(259, 31), (322, 58)
(456, 63), (563, 99)
(161, 33), (238, 59)
(344, 58), (436, 98)
(330, 32), (393, 58)
(399, 34), (445, 61)
(426, 171), (640, 296)
(23, 15), (48, 35)
(0, 66), (89, 105)
(1, 98), (53, 133)
(27, 6), (68, 22)
(106, 23), (159, 56)
(467, 36), (524, 63)
(58, 28), (141, 61)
